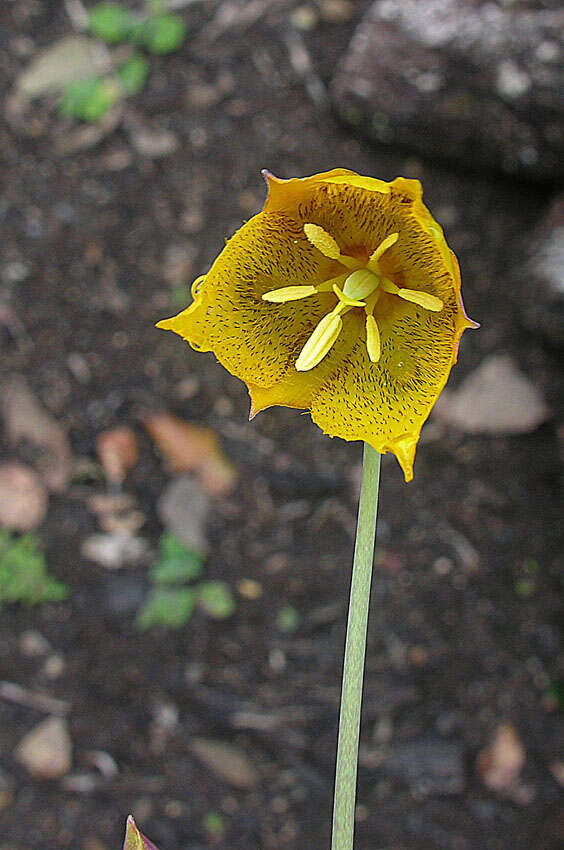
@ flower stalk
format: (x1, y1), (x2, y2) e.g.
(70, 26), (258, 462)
(332, 443), (381, 850)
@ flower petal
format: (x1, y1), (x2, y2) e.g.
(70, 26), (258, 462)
(159, 211), (341, 387)
(309, 299), (460, 481)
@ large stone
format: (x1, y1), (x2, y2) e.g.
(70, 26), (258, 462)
(331, 0), (564, 181)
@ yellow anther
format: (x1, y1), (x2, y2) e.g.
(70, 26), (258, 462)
(333, 284), (365, 308)
(295, 311), (343, 371)
(304, 223), (359, 270)
(262, 285), (317, 303)
(304, 223), (341, 259)
(381, 278), (443, 311)
(343, 268), (380, 301)
(397, 288), (443, 311)
(365, 315), (381, 363)
(368, 232), (399, 269)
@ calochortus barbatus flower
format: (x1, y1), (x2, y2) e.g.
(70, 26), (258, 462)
(158, 169), (477, 480)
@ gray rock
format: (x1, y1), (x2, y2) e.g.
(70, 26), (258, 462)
(517, 195), (564, 348)
(380, 737), (465, 795)
(331, 0), (564, 181)
(157, 475), (210, 554)
(434, 355), (550, 435)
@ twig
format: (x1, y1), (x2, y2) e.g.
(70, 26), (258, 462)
(284, 29), (328, 108)
(0, 681), (70, 715)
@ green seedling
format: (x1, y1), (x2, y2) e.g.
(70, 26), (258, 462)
(0, 530), (68, 609)
(276, 604), (300, 633)
(202, 810), (225, 839)
(117, 54), (150, 95)
(150, 532), (204, 584)
(137, 586), (196, 630)
(197, 580), (236, 619)
(89, 2), (134, 43)
(59, 3), (187, 123)
(132, 14), (187, 55)
(137, 533), (234, 629)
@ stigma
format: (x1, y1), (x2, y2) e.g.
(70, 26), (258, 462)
(262, 223), (444, 372)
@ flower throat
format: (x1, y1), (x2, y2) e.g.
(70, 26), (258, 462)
(262, 223), (444, 372)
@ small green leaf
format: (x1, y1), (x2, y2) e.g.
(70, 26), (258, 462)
(150, 532), (204, 584)
(137, 587), (196, 629)
(59, 77), (102, 117)
(276, 604), (300, 633)
(89, 2), (133, 44)
(117, 54), (150, 95)
(202, 811), (225, 838)
(137, 14), (187, 55)
(515, 578), (536, 597)
(197, 581), (235, 619)
(60, 77), (120, 121)
(0, 530), (68, 608)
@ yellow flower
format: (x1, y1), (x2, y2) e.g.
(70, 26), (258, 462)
(158, 169), (477, 481)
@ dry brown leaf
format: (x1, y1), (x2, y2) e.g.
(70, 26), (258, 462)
(0, 463), (48, 531)
(143, 413), (237, 496)
(96, 427), (138, 485)
(1, 376), (72, 493)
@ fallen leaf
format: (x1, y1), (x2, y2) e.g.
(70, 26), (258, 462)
(15, 36), (106, 98)
(96, 427), (138, 484)
(189, 737), (259, 789)
(1, 376), (72, 492)
(435, 355), (550, 435)
(0, 463), (48, 531)
(144, 413), (237, 496)
(476, 723), (525, 794)
(15, 716), (72, 779)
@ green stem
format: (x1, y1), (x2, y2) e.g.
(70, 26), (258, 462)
(331, 443), (381, 850)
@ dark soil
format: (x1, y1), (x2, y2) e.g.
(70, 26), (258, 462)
(0, 2), (563, 850)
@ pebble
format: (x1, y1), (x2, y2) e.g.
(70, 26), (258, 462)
(15, 716), (72, 779)
(19, 629), (51, 657)
(0, 462), (48, 531)
(81, 532), (148, 570)
(189, 737), (259, 789)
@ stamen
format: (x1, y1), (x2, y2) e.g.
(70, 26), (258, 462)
(343, 268), (380, 301)
(262, 285), (317, 303)
(396, 289), (443, 311)
(333, 284), (365, 308)
(365, 315), (381, 363)
(295, 310), (343, 371)
(303, 223), (341, 259)
(381, 279), (443, 312)
(368, 232), (399, 269)
(304, 223), (359, 270)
